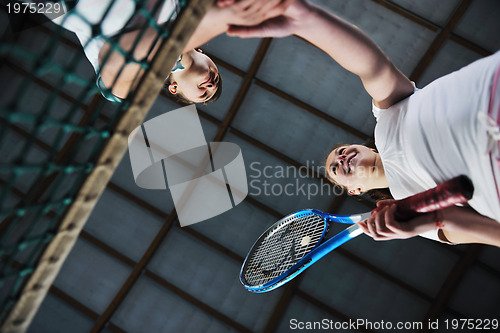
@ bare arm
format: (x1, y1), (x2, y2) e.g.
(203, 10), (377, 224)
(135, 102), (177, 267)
(184, 0), (294, 51)
(438, 207), (500, 246)
(98, 26), (159, 98)
(359, 203), (500, 247)
(228, 0), (414, 108)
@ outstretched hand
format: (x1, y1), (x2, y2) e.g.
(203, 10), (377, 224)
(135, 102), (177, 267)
(358, 202), (436, 241)
(227, 15), (295, 38)
(215, 0), (296, 29)
(184, 0), (295, 52)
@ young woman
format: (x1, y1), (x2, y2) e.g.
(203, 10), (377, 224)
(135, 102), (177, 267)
(228, 0), (500, 247)
(52, 0), (291, 103)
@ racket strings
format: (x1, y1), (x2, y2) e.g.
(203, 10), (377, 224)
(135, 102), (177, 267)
(243, 213), (325, 287)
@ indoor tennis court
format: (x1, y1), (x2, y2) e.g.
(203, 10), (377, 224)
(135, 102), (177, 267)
(1, 0), (500, 332)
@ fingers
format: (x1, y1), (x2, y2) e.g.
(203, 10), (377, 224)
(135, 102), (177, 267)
(258, 0), (292, 20)
(372, 199), (393, 217)
(227, 17), (290, 38)
(358, 221), (372, 237)
(232, 0), (272, 13)
(361, 203), (426, 242)
(359, 220), (387, 240)
(359, 218), (385, 240)
(384, 204), (406, 233)
(376, 205), (395, 235)
(216, 0), (235, 8)
(360, 204), (401, 241)
(230, 0), (290, 24)
(366, 219), (380, 238)
(227, 24), (266, 38)
(267, 0), (296, 17)
(376, 198), (395, 208)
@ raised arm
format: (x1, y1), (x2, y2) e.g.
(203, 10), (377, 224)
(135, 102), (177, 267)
(184, 0), (294, 52)
(228, 0), (414, 108)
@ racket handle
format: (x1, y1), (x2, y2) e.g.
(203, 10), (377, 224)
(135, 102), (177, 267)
(393, 175), (473, 220)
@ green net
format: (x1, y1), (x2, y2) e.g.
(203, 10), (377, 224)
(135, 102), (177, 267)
(0, 0), (193, 327)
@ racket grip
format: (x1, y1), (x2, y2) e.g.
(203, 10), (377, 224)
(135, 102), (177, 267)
(393, 175), (474, 221)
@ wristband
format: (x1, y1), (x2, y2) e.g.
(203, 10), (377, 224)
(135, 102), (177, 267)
(433, 210), (445, 230)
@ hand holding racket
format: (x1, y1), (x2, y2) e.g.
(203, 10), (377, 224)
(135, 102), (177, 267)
(240, 175), (473, 293)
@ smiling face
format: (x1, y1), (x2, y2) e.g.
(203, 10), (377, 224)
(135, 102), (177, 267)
(325, 144), (387, 194)
(168, 49), (220, 104)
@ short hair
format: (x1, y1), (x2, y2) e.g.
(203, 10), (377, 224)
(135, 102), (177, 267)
(164, 73), (223, 105)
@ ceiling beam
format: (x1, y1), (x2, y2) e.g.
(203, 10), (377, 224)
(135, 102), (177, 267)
(213, 38), (273, 142)
(89, 211), (178, 333)
(422, 244), (482, 328)
(4, 117), (455, 329)
(49, 286), (126, 333)
(369, 0), (439, 31)
(410, 0), (474, 82)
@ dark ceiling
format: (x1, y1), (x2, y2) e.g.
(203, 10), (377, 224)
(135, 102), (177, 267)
(1, 0), (500, 332)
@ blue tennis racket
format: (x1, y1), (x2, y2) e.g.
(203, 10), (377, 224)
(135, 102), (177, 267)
(240, 175), (473, 293)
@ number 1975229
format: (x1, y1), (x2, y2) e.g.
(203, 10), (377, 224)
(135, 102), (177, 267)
(444, 319), (499, 330)
(6, 1), (64, 14)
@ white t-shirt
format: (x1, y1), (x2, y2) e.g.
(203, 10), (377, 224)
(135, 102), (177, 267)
(52, 0), (179, 71)
(372, 51), (500, 242)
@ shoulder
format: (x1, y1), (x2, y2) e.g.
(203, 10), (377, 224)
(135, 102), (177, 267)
(372, 83), (419, 120)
